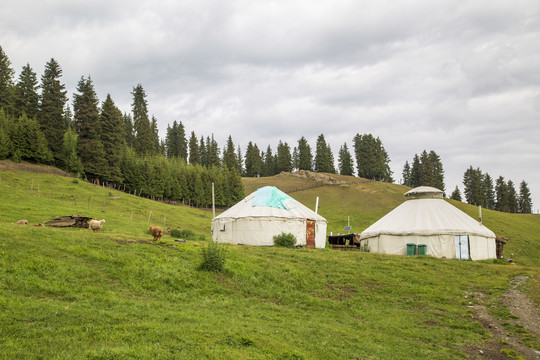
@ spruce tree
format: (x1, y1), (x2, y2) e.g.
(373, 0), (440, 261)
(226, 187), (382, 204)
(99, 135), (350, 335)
(0, 46), (15, 114)
(507, 180), (518, 213)
(236, 145), (244, 175)
(338, 143), (354, 176)
(73, 76), (106, 181)
(222, 135), (237, 171)
(0, 109), (12, 159)
(62, 127), (84, 175)
(297, 136), (313, 171)
(11, 113), (53, 163)
(518, 181), (532, 213)
(165, 121), (188, 160)
(276, 141), (292, 173)
(463, 166), (484, 206)
(123, 113), (135, 148)
(428, 151), (445, 191)
(100, 94), (124, 183)
(38, 58), (67, 163)
(151, 116), (161, 154)
(353, 133), (392, 181)
(314, 134), (335, 173)
(131, 84), (153, 155)
(263, 145), (276, 176)
(410, 155), (421, 187)
(206, 135), (221, 167)
(450, 186), (462, 201)
(199, 136), (207, 166)
(245, 142), (263, 177)
(402, 161), (411, 187)
(495, 176), (509, 212)
(188, 131), (200, 164)
(482, 173), (495, 210)
(13, 63), (39, 120)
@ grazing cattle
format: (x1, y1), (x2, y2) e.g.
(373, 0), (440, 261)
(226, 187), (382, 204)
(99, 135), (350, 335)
(149, 226), (163, 241)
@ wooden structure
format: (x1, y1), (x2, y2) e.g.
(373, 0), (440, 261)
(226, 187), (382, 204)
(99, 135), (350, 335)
(495, 236), (509, 259)
(45, 215), (92, 228)
(328, 233), (361, 250)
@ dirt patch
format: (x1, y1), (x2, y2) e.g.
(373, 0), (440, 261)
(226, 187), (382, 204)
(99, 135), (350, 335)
(465, 276), (540, 359)
(0, 160), (71, 176)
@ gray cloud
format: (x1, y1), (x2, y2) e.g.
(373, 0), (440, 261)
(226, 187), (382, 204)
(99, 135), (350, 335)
(2, 0), (539, 208)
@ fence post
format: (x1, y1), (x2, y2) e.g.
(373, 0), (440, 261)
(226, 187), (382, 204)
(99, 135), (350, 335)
(147, 211), (152, 224)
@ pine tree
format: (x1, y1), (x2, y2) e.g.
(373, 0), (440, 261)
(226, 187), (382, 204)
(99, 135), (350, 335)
(314, 134), (335, 173)
(463, 166), (484, 206)
(222, 135), (237, 171)
(507, 180), (518, 213)
(353, 133), (392, 181)
(276, 141), (292, 173)
(165, 121), (188, 160)
(63, 103), (73, 129)
(297, 136), (312, 171)
(402, 161), (411, 187)
(100, 94), (125, 183)
(62, 127), (84, 175)
(13, 63), (39, 120)
(518, 181), (532, 213)
(236, 145), (244, 175)
(0, 46), (15, 114)
(0, 109), (13, 159)
(263, 145), (276, 176)
(11, 113), (53, 163)
(123, 113), (135, 148)
(410, 155), (421, 187)
(450, 186), (462, 201)
(199, 136), (207, 166)
(338, 143), (354, 176)
(206, 135), (221, 167)
(482, 173), (495, 210)
(495, 176), (509, 212)
(292, 147), (299, 171)
(73, 76), (106, 181)
(131, 84), (153, 155)
(188, 131), (200, 164)
(244, 142), (263, 177)
(38, 58), (67, 163)
(428, 151), (445, 191)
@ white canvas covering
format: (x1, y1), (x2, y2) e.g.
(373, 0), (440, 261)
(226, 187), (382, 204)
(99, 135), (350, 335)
(360, 187), (496, 259)
(211, 186), (327, 248)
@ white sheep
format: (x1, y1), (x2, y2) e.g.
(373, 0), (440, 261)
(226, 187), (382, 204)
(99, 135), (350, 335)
(88, 219), (106, 232)
(16, 219), (28, 225)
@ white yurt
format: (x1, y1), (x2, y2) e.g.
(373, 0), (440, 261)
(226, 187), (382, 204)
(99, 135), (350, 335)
(359, 186), (496, 259)
(211, 186), (327, 248)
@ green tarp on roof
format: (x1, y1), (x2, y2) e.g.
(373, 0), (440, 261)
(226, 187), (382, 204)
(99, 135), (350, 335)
(252, 186), (297, 210)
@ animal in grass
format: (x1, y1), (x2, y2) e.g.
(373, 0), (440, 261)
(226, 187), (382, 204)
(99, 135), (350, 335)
(16, 219), (28, 225)
(88, 219), (106, 232)
(149, 226), (163, 241)
(165, 226), (171, 235)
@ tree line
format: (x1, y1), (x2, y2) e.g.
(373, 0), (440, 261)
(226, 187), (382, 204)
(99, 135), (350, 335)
(0, 46), (533, 212)
(450, 167), (532, 214)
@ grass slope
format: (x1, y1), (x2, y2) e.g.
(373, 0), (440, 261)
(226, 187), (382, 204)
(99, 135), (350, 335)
(1, 165), (539, 359)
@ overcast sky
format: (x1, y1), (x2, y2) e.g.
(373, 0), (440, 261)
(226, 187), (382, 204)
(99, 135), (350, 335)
(2, 0), (539, 209)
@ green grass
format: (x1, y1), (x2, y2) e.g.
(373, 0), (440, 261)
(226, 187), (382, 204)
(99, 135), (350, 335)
(1, 164), (540, 359)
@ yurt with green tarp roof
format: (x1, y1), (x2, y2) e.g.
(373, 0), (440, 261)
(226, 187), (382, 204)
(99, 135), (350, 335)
(211, 186), (327, 248)
(359, 186), (496, 259)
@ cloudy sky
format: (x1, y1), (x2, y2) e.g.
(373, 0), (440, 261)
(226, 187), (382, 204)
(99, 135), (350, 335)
(2, 0), (539, 209)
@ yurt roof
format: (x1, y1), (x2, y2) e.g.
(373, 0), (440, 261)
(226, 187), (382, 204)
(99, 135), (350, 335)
(214, 186), (327, 222)
(360, 187), (495, 239)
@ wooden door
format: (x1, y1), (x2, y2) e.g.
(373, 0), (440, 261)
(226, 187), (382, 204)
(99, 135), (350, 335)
(306, 220), (315, 248)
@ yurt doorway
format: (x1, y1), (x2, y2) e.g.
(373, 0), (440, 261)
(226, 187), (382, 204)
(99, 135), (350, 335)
(454, 235), (470, 260)
(306, 220), (315, 248)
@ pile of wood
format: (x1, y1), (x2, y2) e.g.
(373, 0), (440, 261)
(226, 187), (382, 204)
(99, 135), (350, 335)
(495, 236), (509, 259)
(44, 215), (92, 228)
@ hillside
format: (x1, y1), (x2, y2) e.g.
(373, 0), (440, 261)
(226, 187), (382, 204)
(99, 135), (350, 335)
(1, 163), (539, 359)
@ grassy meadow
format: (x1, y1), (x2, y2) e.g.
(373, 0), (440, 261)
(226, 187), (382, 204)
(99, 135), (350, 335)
(1, 164), (539, 359)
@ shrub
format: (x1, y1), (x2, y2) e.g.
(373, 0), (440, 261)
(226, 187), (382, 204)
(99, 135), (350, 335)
(198, 241), (226, 272)
(170, 228), (196, 240)
(273, 232), (297, 248)
(72, 179), (79, 184)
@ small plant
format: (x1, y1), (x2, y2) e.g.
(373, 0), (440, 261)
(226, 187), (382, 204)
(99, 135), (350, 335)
(198, 241), (226, 272)
(72, 179), (79, 184)
(273, 232), (297, 248)
(169, 228), (196, 240)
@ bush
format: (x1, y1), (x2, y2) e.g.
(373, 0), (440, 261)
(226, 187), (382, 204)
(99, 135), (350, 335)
(72, 179), (79, 184)
(170, 228), (196, 240)
(273, 232), (297, 248)
(198, 241), (226, 272)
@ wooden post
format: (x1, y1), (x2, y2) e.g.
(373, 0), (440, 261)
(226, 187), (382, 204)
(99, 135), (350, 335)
(88, 196), (91, 210)
(102, 199), (106, 212)
(31, 178), (34, 195)
(147, 211), (152, 224)
(130, 210), (133, 220)
(74, 196), (77, 206)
